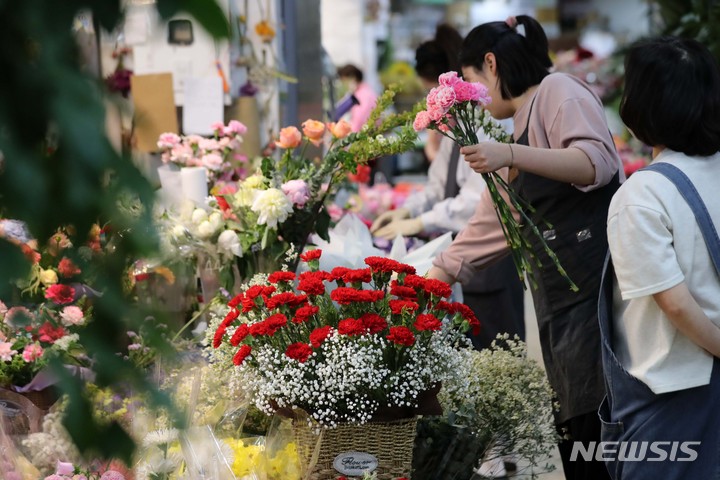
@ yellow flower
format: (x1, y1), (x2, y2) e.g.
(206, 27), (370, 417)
(242, 174), (267, 190)
(39, 268), (58, 286)
(255, 20), (275, 43)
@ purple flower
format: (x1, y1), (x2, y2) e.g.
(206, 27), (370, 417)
(105, 68), (133, 98)
(239, 81), (259, 97)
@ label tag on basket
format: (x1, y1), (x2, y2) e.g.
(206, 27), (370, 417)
(333, 451), (379, 475)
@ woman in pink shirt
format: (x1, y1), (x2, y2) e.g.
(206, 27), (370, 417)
(428, 15), (622, 480)
(337, 64), (378, 133)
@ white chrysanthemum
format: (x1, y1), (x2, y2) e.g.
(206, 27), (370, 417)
(233, 187), (257, 207)
(142, 428), (180, 447)
(251, 188), (293, 228)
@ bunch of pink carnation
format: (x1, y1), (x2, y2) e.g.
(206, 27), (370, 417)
(414, 71), (492, 131)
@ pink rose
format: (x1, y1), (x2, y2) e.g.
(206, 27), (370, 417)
(60, 306), (85, 326)
(275, 126), (302, 149)
(201, 153), (224, 171)
(326, 120), (352, 139)
(413, 110), (432, 132)
(438, 71), (460, 87)
(224, 120), (247, 136)
(434, 85), (457, 112)
(157, 132), (180, 149)
(281, 179), (310, 207)
(23, 343), (44, 362)
(56, 461), (74, 476)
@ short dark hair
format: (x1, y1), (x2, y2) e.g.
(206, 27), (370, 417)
(621, 36), (720, 157)
(337, 64), (363, 83)
(459, 15), (552, 100)
(415, 24), (463, 82)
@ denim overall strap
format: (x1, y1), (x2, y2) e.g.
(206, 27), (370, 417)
(641, 162), (720, 272)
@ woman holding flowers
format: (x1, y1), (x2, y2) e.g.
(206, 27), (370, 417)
(427, 15), (622, 480)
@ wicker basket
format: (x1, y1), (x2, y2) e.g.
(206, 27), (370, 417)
(293, 417), (418, 479)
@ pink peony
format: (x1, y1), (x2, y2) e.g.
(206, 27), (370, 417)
(281, 179), (310, 207)
(22, 343), (44, 362)
(224, 120), (248, 135)
(60, 306), (85, 326)
(0, 341), (18, 362)
(201, 153), (224, 171)
(438, 71), (461, 87)
(413, 111), (432, 132)
(275, 126), (302, 149)
(56, 461), (74, 476)
(157, 132), (181, 149)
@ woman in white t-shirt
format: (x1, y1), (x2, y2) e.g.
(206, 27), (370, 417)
(601, 36), (720, 479)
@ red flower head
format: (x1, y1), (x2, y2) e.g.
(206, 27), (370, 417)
(285, 342), (313, 362)
(298, 271), (326, 296)
(451, 302), (481, 335)
(343, 268), (372, 284)
(389, 299), (420, 315)
(233, 345), (252, 365)
(337, 318), (366, 336)
(213, 326), (227, 348)
(310, 325), (332, 348)
(266, 292), (304, 309)
(293, 304), (319, 324)
(45, 284), (75, 305)
(300, 249), (322, 262)
(331, 287), (385, 305)
(359, 313), (387, 334)
(414, 313), (442, 332)
(215, 195), (231, 211)
(245, 285), (266, 299)
(228, 293), (244, 308)
(387, 326), (415, 346)
(423, 279), (452, 298)
(38, 322), (66, 343)
(330, 267), (351, 282)
(240, 296), (257, 313)
(390, 281), (417, 299)
(403, 274), (426, 290)
(230, 323), (250, 346)
(249, 313), (288, 336)
(268, 271), (296, 284)
(364, 257), (416, 275)
(58, 257), (81, 278)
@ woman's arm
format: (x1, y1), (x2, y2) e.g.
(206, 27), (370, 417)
(460, 142), (596, 186)
(654, 282), (720, 357)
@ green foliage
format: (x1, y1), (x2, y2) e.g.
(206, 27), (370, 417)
(0, 0), (229, 463)
(655, 0), (720, 60)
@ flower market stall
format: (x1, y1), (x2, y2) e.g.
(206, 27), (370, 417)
(0, 1), (568, 479)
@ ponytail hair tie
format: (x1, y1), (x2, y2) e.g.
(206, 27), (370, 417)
(505, 16), (518, 29)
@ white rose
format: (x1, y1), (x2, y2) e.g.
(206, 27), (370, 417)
(217, 230), (242, 257)
(191, 208), (208, 224)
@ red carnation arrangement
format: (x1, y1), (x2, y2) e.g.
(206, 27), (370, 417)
(211, 250), (480, 426)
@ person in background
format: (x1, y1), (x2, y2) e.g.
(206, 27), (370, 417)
(601, 36), (720, 479)
(427, 15), (622, 480)
(337, 64), (378, 133)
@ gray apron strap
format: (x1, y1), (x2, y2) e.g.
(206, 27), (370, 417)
(641, 162), (720, 273)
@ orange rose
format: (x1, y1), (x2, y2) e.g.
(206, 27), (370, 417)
(301, 119), (325, 146)
(327, 120), (352, 139)
(274, 126), (302, 149)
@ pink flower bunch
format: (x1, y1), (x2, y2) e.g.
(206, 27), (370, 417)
(413, 71), (492, 131)
(157, 121), (248, 178)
